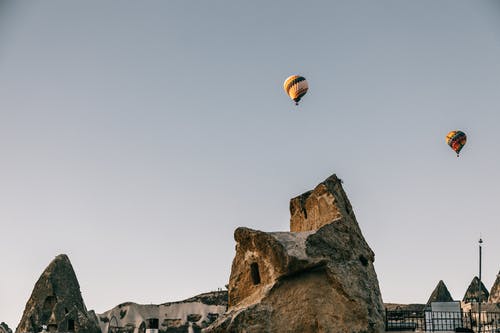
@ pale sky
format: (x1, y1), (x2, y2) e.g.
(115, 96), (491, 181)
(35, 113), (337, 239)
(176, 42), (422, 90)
(1, 1), (500, 328)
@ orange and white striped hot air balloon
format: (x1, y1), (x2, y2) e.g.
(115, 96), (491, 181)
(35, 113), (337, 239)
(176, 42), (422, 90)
(284, 75), (308, 105)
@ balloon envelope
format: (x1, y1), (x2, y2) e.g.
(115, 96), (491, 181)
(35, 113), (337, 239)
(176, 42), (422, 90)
(446, 130), (467, 156)
(284, 75), (308, 105)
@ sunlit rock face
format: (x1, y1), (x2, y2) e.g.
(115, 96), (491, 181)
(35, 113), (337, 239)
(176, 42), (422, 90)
(289, 175), (355, 233)
(16, 254), (101, 333)
(205, 174), (385, 333)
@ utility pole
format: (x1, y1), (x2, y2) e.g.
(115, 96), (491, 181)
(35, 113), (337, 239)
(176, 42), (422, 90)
(478, 238), (483, 333)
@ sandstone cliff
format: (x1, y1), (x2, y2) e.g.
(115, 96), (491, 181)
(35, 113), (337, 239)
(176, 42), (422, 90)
(16, 254), (101, 333)
(205, 174), (385, 333)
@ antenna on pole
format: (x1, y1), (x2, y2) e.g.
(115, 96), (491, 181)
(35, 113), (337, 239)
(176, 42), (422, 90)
(478, 238), (483, 333)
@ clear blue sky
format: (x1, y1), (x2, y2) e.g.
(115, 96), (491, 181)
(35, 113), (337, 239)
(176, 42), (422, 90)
(1, 0), (500, 328)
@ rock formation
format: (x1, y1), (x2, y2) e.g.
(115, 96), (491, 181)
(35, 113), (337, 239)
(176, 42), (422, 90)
(384, 303), (425, 312)
(16, 254), (101, 333)
(489, 271), (500, 303)
(97, 291), (227, 333)
(205, 174), (385, 333)
(426, 280), (453, 305)
(289, 175), (355, 233)
(463, 276), (489, 303)
(1, 323), (13, 333)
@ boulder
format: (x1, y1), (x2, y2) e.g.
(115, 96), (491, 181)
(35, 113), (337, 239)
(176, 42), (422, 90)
(16, 254), (100, 333)
(205, 174), (385, 333)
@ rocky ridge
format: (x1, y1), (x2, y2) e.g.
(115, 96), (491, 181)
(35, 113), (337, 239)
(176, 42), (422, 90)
(97, 291), (227, 333)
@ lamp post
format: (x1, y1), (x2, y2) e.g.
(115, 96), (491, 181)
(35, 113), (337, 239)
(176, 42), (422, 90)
(478, 238), (483, 333)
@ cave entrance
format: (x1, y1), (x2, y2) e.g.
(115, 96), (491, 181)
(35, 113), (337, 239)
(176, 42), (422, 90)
(250, 262), (261, 285)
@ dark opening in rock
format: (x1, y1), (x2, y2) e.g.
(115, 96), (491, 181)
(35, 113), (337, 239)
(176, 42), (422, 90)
(187, 314), (202, 322)
(138, 321), (145, 333)
(359, 255), (369, 267)
(250, 262), (261, 285)
(146, 318), (159, 329)
(42, 295), (57, 312)
(67, 319), (75, 331)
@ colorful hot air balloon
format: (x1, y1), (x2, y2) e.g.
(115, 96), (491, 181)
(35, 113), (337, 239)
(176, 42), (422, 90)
(446, 130), (467, 157)
(284, 75), (308, 105)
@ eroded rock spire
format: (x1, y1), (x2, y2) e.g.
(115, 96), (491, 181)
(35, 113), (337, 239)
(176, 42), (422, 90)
(16, 254), (100, 333)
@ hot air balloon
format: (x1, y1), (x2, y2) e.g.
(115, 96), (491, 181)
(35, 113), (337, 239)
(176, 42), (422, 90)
(284, 75), (308, 105)
(446, 130), (467, 157)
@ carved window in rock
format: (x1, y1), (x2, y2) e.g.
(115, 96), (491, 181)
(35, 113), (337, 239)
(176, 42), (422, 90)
(43, 295), (57, 311)
(146, 319), (158, 329)
(67, 319), (75, 332)
(250, 262), (261, 285)
(41, 295), (57, 322)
